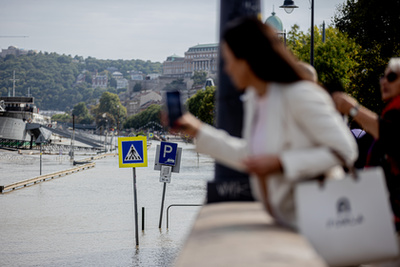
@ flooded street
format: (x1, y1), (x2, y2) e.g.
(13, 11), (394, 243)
(0, 141), (214, 267)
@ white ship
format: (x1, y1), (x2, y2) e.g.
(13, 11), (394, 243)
(0, 96), (52, 144)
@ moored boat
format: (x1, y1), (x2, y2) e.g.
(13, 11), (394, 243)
(0, 96), (52, 145)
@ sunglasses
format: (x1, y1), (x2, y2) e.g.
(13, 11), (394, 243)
(381, 72), (399, 83)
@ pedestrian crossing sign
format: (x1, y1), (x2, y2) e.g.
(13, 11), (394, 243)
(118, 136), (148, 168)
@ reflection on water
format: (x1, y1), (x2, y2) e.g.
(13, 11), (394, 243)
(0, 142), (214, 267)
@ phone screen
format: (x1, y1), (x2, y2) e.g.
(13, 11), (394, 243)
(166, 90), (183, 128)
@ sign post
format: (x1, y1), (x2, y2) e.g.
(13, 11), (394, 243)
(40, 143), (42, 175)
(118, 136), (148, 248)
(132, 167), (139, 248)
(156, 141), (180, 229)
(35, 135), (47, 175)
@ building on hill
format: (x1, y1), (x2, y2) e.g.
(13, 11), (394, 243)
(116, 79), (128, 89)
(92, 73), (108, 88)
(162, 54), (185, 78)
(1, 46), (36, 58)
(162, 43), (218, 79)
(126, 91), (162, 116)
(112, 71), (128, 89)
(130, 70), (144, 80)
(184, 43), (218, 77)
(112, 71), (123, 79)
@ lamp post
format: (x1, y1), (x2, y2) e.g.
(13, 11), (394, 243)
(116, 104), (120, 137)
(280, 0), (314, 66)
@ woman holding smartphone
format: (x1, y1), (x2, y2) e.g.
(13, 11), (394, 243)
(174, 17), (357, 230)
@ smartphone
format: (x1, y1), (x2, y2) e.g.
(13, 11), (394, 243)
(165, 90), (183, 128)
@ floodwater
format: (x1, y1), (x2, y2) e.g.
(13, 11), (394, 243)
(0, 141), (215, 267)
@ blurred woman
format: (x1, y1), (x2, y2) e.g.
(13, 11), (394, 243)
(175, 17), (357, 230)
(333, 58), (400, 232)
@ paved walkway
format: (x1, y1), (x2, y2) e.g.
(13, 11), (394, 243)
(174, 202), (327, 267)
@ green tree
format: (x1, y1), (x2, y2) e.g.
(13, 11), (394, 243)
(334, 0), (400, 112)
(334, 0), (400, 59)
(94, 92), (126, 129)
(287, 24), (361, 88)
(51, 113), (71, 123)
(186, 86), (216, 125)
(72, 102), (94, 124)
(124, 104), (161, 130)
(191, 71), (207, 87)
(72, 102), (88, 117)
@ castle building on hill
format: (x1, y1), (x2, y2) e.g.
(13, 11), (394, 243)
(162, 43), (218, 78)
(1, 46), (36, 58)
(162, 54), (185, 78)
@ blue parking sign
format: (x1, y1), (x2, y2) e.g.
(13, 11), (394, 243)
(159, 142), (178, 166)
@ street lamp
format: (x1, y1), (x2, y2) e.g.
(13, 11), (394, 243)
(280, 0), (314, 66)
(279, 0), (298, 14)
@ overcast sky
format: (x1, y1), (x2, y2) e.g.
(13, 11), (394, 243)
(0, 0), (346, 63)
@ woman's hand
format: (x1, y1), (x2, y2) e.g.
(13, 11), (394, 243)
(161, 111), (203, 137)
(332, 92), (358, 115)
(169, 112), (203, 137)
(242, 155), (282, 179)
(332, 92), (380, 139)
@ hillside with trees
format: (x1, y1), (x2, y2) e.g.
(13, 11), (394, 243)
(0, 52), (162, 111)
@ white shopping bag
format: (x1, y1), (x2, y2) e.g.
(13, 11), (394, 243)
(295, 167), (399, 266)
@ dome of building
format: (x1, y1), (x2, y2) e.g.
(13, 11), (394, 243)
(265, 11), (283, 32)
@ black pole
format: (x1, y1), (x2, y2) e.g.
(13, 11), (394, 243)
(142, 207), (145, 231)
(310, 0), (314, 66)
(132, 168), (139, 248)
(40, 143), (42, 175)
(70, 115), (75, 161)
(158, 182), (167, 229)
(208, 0), (260, 202)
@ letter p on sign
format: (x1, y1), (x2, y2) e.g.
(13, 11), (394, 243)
(163, 145), (173, 158)
(159, 142), (178, 166)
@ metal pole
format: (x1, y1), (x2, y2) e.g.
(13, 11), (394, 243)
(103, 127), (106, 152)
(310, 0), (314, 66)
(132, 168), (139, 248)
(209, 0), (260, 201)
(142, 207), (145, 231)
(158, 182), (167, 229)
(40, 143), (42, 175)
(70, 115), (75, 161)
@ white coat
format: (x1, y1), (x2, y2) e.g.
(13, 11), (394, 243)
(195, 81), (358, 229)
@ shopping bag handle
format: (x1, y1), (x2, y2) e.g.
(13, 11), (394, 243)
(331, 149), (359, 181)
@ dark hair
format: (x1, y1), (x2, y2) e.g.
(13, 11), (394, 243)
(222, 17), (308, 83)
